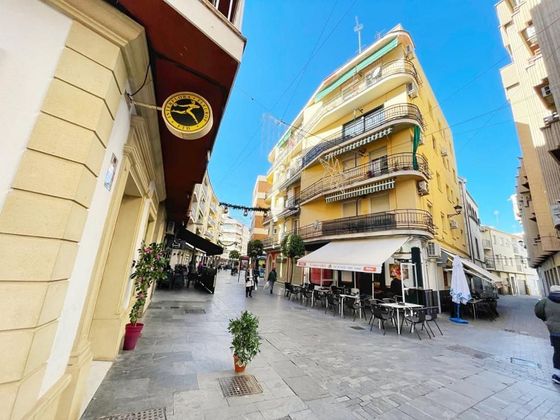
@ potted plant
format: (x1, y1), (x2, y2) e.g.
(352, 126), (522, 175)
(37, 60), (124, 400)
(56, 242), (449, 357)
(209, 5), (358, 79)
(227, 311), (261, 373)
(123, 242), (169, 350)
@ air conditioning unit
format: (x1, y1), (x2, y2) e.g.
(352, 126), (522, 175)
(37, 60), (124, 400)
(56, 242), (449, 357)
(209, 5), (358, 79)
(544, 112), (559, 126)
(541, 85), (552, 98)
(417, 180), (429, 195)
(449, 219), (459, 229)
(440, 147), (448, 157)
(406, 82), (418, 98)
(427, 241), (441, 258)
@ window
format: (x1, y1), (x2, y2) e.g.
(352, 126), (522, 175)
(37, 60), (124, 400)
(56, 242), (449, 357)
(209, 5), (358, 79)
(432, 135), (436, 150)
(427, 202), (433, 217)
(475, 238), (480, 260)
(369, 192), (389, 214)
(342, 200), (357, 217)
(436, 172), (442, 191)
(364, 106), (385, 131)
(446, 185), (451, 202)
(343, 117), (363, 138)
(441, 213), (447, 233)
(342, 157), (356, 170)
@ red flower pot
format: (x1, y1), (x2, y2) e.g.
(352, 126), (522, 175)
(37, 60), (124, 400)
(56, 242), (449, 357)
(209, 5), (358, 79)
(234, 355), (246, 373)
(123, 323), (144, 350)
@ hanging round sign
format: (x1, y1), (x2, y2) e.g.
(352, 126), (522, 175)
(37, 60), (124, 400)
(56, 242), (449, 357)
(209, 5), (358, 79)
(161, 92), (213, 140)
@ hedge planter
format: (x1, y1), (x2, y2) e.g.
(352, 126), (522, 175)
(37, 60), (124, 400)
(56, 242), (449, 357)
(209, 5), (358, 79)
(228, 311), (261, 372)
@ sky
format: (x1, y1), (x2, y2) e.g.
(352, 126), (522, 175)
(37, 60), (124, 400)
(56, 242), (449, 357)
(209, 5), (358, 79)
(208, 0), (522, 233)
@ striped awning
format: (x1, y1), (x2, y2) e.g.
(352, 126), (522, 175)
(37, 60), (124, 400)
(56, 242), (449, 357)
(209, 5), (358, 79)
(324, 127), (393, 160)
(325, 178), (395, 202)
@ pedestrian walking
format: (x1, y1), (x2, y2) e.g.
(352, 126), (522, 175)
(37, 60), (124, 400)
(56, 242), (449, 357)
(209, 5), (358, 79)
(252, 266), (259, 292)
(535, 285), (560, 384)
(267, 267), (277, 294)
(245, 270), (254, 298)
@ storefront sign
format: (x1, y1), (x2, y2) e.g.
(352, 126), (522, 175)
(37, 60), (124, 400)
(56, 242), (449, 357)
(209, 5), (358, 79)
(162, 92), (213, 140)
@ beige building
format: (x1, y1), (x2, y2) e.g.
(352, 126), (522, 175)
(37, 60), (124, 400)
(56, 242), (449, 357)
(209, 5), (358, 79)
(0, 1), (245, 419)
(481, 226), (541, 296)
(187, 172), (223, 244)
(219, 214), (251, 258)
(497, 0), (560, 295)
(261, 25), (498, 300)
(250, 175), (271, 240)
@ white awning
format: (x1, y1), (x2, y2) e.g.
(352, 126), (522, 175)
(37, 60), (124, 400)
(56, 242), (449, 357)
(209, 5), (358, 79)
(297, 236), (410, 273)
(461, 258), (503, 285)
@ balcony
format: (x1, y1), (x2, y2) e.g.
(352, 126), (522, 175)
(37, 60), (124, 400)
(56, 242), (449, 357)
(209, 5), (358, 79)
(299, 153), (429, 204)
(263, 228), (298, 250)
(299, 209), (434, 241)
(306, 59), (419, 134)
(276, 194), (301, 219)
(302, 103), (423, 168)
(485, 258), (496, 269)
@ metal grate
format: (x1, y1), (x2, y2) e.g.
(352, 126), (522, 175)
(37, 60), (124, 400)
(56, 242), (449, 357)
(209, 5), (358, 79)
(350, 326), (365, 330)
(184, 308), (205, 314)
(218, 375), (263, 398)
(447, 345), (492, 360)
(98, 407), (166, 420)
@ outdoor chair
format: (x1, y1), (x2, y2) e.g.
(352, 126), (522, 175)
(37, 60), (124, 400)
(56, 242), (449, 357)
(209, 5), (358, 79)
(369, 305), (392, 334)
(284, 283), (293, 298)
(366, 299), (383, 324)
(393, 295), (403, 303)
(382, 298), (396, 303)
(290, 286), (302, 302)
(425, 306), (443, 336)
(343, 296), (362, 320)
(301, 288), (313, 306)
(314, 290), (327, 308)
(402, 308), (432, 340)
(325, 293), (340, 316)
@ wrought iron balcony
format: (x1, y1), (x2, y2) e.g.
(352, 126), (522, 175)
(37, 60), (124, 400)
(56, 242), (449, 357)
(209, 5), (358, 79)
(302, 103), (423, 168)
(299, 153), (429, 204)
(298, 209), (434, 240)
(304, 59), (419, 132)
(262, 227), (298, 250)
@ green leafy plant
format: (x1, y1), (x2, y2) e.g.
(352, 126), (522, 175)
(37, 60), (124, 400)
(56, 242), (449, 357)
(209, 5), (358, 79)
(227, 310), (261, 367)
(247, 239), (263, 259)
(129, 242), (169, 325)
(229, 250), (240, 260)
(281, 233), (305, 283)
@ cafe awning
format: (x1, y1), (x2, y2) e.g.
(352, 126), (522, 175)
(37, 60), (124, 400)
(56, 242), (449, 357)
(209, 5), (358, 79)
(442, 249), (502, 285)
(176, 226), (223, 256)
(297, 236), (410, 273)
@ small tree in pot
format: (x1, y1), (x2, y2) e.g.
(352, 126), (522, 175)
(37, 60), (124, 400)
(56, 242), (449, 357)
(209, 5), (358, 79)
(227, 310), (261, 372)
(123, 242), (169, 350)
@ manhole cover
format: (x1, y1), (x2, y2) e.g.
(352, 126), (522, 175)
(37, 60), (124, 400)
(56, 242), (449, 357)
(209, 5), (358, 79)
(184, 308), (205, 314)
(98, 407), (166, 420)
(447, 345), (492, 359)
(350, 326), (365, 330)
(511, 357), (540, 368)
(218, 375), (263, 397)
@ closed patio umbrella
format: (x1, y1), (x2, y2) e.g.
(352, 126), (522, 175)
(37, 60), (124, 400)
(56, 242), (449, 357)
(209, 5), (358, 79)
(449, 256), (471, 324)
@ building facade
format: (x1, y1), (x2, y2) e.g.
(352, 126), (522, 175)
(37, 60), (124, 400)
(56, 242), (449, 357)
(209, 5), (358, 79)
(250, 175), (271, 240)
(497, 0), (560, 295)
(219, 214), (250, 258)
(481, 226), (541, 296)
(262, 25), (480, 297)
(187, 172), (223, 244)
(458, 178), (485, 267)
(0, 1), (245, 419)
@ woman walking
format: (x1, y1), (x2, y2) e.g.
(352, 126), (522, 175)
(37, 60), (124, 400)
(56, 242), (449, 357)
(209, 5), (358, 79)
(245, 269), (254, 298)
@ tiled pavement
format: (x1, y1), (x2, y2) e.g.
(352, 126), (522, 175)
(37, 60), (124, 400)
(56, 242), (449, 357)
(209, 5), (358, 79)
(82, 272), (560, 420)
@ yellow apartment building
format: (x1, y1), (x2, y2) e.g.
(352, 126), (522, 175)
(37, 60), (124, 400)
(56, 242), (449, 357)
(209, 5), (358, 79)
(496, 0), (560, 295)
(263, 25), (498, 300)
(251, 175), (271, 241)
(0, 0), (245, 418)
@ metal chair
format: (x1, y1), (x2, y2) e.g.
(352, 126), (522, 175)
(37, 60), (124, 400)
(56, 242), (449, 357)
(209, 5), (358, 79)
(301, 288), (313, 306)
(370, 305), (392, 334)
(425, 306), (443, 336)
(403, 308), (432, 340)
(325, 293), (340, 316)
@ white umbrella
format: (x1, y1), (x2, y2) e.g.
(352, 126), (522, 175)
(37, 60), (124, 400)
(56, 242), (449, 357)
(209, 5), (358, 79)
(449, 256), (471, 324)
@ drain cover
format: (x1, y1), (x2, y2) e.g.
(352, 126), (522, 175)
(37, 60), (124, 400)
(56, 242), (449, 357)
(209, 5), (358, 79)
(447, 345), (492, 359)
(98, 407), (166, 420)
(218, 375), (263, 397)
(511, 357), (540, 368)
(350, 326), (365, 330)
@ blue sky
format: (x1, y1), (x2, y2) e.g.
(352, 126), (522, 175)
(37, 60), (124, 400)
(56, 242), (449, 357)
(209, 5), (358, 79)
(208, 0), (522, 233)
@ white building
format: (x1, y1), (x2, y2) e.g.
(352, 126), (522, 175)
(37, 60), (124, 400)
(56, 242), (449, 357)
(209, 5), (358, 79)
(219, 214), (250, 258)
(458, 178), (485, 267)
(481, 226), (541, 296)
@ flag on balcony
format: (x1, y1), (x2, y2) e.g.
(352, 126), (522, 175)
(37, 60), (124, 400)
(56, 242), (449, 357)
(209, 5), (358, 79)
(412, 125), (421, 170)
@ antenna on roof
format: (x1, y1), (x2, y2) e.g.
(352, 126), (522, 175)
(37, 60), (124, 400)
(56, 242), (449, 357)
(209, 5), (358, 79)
(354, 16), (363, 54)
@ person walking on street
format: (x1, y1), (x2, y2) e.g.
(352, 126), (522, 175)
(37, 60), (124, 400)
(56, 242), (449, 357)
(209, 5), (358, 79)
(267, 268), (277, 294)
(535, 285), (560, 384)
(252, 266), (259, 292)
(245, 270), (254, 298)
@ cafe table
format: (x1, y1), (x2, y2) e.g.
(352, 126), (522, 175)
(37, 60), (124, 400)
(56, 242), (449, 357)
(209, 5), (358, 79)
(379, 302), (423, 335)
(339, 294), (361, 318)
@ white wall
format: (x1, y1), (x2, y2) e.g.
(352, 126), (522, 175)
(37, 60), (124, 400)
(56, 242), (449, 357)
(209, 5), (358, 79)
(0, 1), (71, 213)
(40, 98), (131, 395)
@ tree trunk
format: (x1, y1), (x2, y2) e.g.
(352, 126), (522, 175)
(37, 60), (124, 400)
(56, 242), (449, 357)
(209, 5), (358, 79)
(289, 257), (294, 284)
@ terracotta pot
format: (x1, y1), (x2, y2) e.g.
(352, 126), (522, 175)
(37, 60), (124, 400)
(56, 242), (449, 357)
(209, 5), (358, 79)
(233, 355), (246, 373)
(123, 323), (144, 350)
